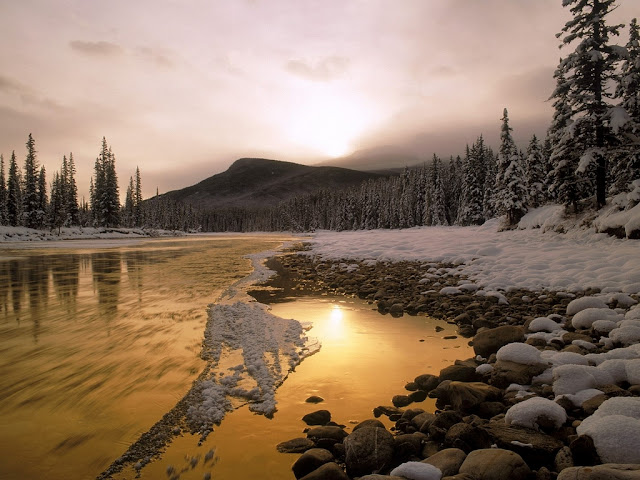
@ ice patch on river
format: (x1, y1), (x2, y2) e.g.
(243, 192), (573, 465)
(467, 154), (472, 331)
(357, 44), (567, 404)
(187, 246), (320, 434)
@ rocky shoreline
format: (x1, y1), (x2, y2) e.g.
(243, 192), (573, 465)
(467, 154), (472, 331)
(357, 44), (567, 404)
(264, 247), (640, 480)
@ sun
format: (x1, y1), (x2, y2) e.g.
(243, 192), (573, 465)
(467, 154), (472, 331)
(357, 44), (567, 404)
(285, 87), (373, 158)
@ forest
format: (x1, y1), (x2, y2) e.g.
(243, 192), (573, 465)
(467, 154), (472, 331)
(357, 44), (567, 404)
(1, 4), (639, 234)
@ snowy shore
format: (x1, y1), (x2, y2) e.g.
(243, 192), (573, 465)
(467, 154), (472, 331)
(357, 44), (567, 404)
(273, 212), (640, 480)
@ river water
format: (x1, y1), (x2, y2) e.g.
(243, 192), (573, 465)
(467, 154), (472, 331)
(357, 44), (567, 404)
(0, 235), (472, 480)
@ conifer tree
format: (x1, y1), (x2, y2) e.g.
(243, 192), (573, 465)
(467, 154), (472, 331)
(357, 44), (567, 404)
(37, 166), (48, 227)
(91, 138), (120, 227)
(134, 166), (143, 227)
(557, 0), (625, 207)
(22, 133), (40, 228)
(526, 135), (546, 208)
(7, 151), (22, 226)
(124, 176), (135, 227)
(495, 108), (528, 225)
(0, 154), (8, 225)
(49, 171), (66, 233)
(482, 148), (497, 220)
(457, 144), (485, 225)
(65, 153), (79, 225)
(430, 155), (448, 226)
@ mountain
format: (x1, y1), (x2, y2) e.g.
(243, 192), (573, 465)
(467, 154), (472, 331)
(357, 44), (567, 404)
(317, 145), (424, 171)
(159, 158), (388, 209)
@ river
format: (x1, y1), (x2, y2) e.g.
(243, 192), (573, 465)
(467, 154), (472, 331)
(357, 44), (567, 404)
(0, 235), (471, 480)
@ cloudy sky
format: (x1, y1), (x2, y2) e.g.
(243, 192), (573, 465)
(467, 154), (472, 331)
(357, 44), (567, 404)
(1, 0), (638, 199)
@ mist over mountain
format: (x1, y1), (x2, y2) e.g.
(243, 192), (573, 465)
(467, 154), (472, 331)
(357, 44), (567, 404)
(158, 158), (388, 209)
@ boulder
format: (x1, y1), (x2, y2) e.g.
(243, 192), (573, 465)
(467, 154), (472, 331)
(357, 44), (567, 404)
(302, 410), (332, 426)
(299, 462), (349, 480)
(306, 396), (325, 404)
(277, 437), (315, 454)
(353, 419), (386, 431)
(569, 435), (601, 466)
(411, 411), (436, 433)
(473, 326), (525, 358)
(293, 448), (334, 479)
(444, 422), (492, 452)
(459, 448), (531, 480)
(392, 395), (412, 408)
(414, 374), (440, 393)
(344, 427), (395, 477)
(557, 464), (640, 480)
(393, 433), (425, 462)
(439, 364), (478, 382)
(306, 426), (347, 449)
(429, 381), (503, 412)
(422, 448), (467, 477)
(428, 411), (464, 440)
(555, 446), (574, 473)
(481, 421), (564, 469)
(490, 360), (549, 389)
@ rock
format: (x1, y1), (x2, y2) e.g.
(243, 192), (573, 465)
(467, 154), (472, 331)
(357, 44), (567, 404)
(569, 435), (601, 466)
(306, 396), (325, 404)
(392, 395), (412, 408)
(359, 476), (405, 480)
(373, 406), (404, 420)
(454, 312), (472, 325)
(557, 464), (640, 480)
(307, 426), (348, 449)
(353, 419), (386, 431)
(442, 474), (476, 480)
(459, 448), (531, 480)
(411, 412), (436, 432)
(481, 421), (564, 469)
(439, 364), (478, 382)
(344, 427), (395, 477)
(293, 448), (334, 479)
(299, 462), (349, 480)
(393, 433), (424, 462)
(405, 382), (419, 392)
(422, 448), (467, 477)
(422, 440), (440, 459)
(389, 303), (405, 317)
(537, 467), (553, 480)
(581, 394), (608, 415)
(444, 422), (492, 452)
(555, 446), (574, 473)
(414, 374), (440, 393)
(475, 401), (506, 419)
(406, 392), (428, 408)
(302, 410), (332, 426)
(277, 437), (315, 454)
(490, 360), (549, 389)
(428, 411), (464, 440)
(473, 326), (525, 357)
(429, 381), (503, 412)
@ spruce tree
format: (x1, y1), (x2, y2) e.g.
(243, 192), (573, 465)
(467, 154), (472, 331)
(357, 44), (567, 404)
(557, 0), (625, 207)
(37, 166), (48, 227)
(430, 155), (448, 226)
(22, 133), (40, 228)
(526, 135), (546, 208)
(7, 151), (22, 226)
(134, 166), (143, 227)
(495, 108), (528, 225)
(65, 153), (79, 225)
(0, 154), (7, 225)
(49, 172), (66, 233)
(124, 177), (135, 227)
(91, 138), (120, 227)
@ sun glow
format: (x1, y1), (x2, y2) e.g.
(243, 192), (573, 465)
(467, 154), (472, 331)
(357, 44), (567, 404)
(285, 87), (374, 158)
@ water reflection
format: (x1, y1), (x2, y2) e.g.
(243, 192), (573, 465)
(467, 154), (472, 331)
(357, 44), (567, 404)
(0, 236), (290, 480)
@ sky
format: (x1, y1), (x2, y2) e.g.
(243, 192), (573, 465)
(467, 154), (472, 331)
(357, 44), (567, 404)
(1, 0), (639, 200)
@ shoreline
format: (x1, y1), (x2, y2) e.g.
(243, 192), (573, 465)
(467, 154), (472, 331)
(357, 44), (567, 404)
(267, 246), (640, 480)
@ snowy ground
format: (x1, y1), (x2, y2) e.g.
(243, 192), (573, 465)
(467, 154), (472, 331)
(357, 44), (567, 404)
(307, 208), (640, 296)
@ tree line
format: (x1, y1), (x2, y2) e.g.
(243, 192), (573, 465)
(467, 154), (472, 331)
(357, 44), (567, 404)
(1, 2), (639, 234)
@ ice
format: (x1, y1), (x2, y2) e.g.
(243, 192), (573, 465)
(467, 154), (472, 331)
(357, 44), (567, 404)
(496, 343), (543, 365)
(576, 397), (640, 463)
(505, 396), (567, 430)
(390, 462), (443, 480)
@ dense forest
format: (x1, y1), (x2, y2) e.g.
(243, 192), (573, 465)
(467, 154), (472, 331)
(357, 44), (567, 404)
(1, 2), (639, 234)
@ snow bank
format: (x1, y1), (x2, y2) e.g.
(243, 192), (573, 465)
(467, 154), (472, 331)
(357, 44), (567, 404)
(308, 222), (640, 294)
(505, 396), (567, 430)
(390, 462), (442, 480)
(576, 397), (640, 463)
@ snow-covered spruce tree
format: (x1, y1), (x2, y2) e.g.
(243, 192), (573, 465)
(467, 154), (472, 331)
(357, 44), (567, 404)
(482, 148), (497, 220)
(64, 153), (79, 225)
(443, 156), (463, 224)
(134, 166), (143, 227)
(36, 166), (48, 227)
(91, 138), (120, 227)
(22, 133), (40, 228)
(557, 0), (625, 207)
(430, 155), (448, 225)
(0, 154), (8, 225)
(124, 176), (135, 227)
(456, 144), (485, 225)
(7, 151), (22, 226)
(548, 65), (585, 212)
(542, 135), (555, 202)
(526, 134), (546, 208)
(611, 18), (640, 194)
(49, 171), (66, 233)
(495, 108), (528, 225)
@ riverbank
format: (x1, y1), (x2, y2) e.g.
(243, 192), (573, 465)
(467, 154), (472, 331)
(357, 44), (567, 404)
(269, 243), (640, 480)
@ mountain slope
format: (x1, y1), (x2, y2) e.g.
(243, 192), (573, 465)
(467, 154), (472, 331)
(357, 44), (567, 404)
(160, 158), (387, 209)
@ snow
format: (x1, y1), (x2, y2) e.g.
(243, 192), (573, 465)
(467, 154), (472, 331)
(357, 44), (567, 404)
(552, 364), (614, 395)
(528, 316), (562, 333)
(307, 221), (640, 295)
(496, 343), (543, 365)
(609, 325), (640, 346)
(476, 363), (494, 375)
(576, 397), (640, 463)
(390, 462), (442, 480)
(558, 388), (604, 407)
(505, 396), (567, 430)
(567, 297), (609, 315)
(571, 307), (622, 329)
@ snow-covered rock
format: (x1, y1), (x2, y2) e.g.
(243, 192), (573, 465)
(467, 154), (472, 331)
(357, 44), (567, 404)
(390, 462), (443, 480)
(505, 396), (567, 431)
(566, 297), (609, 316)
(496, 343), (543, 366)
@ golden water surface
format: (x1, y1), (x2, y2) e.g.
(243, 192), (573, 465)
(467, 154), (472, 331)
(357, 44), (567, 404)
(0, 235), (291, 480)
